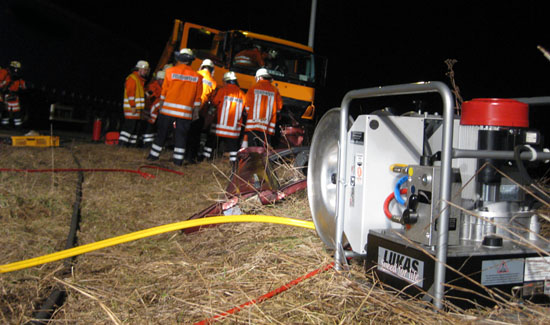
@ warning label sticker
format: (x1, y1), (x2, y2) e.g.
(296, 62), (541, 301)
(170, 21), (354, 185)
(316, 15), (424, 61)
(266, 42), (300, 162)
(355, 154), (363, 186)
(481, 259), (524, 286)
(524, 256), (550, 282)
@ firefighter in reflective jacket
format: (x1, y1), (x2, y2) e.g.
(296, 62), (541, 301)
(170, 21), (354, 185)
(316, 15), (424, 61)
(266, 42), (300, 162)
(0, 61), (27, 128)
(197, 59), (217, 107)
(233, 45), (266, 67)
(147, 48), (203, 166)
(203, 71), (246, 172)
(242, 68), (283, 148)
(186, 59), (217, 163)
(118, 60), (149, 146)
(142, 70), (165, 147)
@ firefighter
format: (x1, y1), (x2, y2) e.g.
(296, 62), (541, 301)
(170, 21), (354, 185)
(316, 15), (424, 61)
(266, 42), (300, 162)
(186, 59), (217, 163)
(203, 71), (246, 173)
(0, 63), (11, 127)
(147, 48), (203, 166)
(241, 68), (283, 148)
(264, 49), (286, 74)
(0, 61), (27, 129)
(118, 60), (150, 147)
(234, 44), (266, 68)
(142, 70), (165, 147)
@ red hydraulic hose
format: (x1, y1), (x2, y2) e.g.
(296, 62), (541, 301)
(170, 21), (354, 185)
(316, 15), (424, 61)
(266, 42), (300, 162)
(138, 164), (185, 176)
(384, 188), (412, 230)
(0, 167), (155, 179)
(194, 262), (335, 325)
(383, 188), (407, 220)
(0, 165), (185, 179)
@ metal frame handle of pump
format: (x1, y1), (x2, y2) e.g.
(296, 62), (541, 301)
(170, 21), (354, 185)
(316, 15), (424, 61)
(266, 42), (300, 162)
(335, 81), (454, 311)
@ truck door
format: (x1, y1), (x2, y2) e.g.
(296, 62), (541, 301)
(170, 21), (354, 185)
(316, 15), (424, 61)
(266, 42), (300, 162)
(181, 23), (220, 62)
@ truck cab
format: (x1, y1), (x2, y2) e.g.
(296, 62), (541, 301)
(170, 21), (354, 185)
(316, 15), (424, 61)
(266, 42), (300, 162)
(155, 20), (327, 147)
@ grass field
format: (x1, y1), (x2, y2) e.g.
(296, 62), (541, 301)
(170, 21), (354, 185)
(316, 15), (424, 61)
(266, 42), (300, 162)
(1, 141), (550, 324)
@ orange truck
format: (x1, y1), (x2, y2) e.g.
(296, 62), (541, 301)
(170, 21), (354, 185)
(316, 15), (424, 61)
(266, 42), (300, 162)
(153, 20), (327, 147)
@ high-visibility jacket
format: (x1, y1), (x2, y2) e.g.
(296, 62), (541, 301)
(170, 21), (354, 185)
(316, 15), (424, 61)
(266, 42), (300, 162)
(145, 80), (162, 124)
(160, 64), (203, 120)
(0, 69), (9, 91)
(123, 71), (146, 119)
(197, 69), (217, 109)
(5, 78), (26, 93)
(1, 70), (26, 111)
(244, 80), (283, 135)
(211, 83), (246, 139)
(233, 48), (265, 67)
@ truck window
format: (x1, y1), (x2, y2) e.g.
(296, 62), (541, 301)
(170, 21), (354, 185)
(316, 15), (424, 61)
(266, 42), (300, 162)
(187, 28), (214, 50)
(185, 27), (216, 59)
(230, 35), (320, 87)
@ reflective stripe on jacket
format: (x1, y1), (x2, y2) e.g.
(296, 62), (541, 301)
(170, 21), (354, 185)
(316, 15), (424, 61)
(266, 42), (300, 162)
(145, 80), (162, 123)
(149, 101), (161, 124)
(212, 84), (246, 139)
(244, 80), (283, 135)
(1, 71), (26, 108)
(197, 69), (217, 110)
(123, 71), (145, 119)
(233, 49), (265, 67)
(0, 70), (26, 103)
(160, 64), (202, 120)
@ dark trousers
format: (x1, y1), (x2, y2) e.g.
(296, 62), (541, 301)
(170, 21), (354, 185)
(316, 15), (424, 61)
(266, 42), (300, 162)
(118, 118), (142, 146)
(148, 114), (192, 164)
(204, 134), (240, 159)
(142, 121), (157, 145)
(185, 116), (204, 163)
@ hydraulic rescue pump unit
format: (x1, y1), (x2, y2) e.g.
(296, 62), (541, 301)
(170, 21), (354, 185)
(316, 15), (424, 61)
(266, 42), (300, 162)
(308, 81), (550, 308)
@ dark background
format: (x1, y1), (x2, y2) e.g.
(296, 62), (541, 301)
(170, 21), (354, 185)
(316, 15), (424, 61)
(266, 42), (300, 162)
(1, 0), (549, 127)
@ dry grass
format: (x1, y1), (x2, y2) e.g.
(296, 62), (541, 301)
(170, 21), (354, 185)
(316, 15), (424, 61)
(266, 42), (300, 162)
(1, 140), (550, 324)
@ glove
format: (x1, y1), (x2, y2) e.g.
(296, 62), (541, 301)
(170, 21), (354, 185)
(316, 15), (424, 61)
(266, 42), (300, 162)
(192, 107), (200, 121)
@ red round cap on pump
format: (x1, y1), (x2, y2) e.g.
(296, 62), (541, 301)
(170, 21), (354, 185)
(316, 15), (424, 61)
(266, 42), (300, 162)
(461, 98), (529, 127)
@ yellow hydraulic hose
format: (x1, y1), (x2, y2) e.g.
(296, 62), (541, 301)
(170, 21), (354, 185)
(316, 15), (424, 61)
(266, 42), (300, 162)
(0, 215), (315, 274)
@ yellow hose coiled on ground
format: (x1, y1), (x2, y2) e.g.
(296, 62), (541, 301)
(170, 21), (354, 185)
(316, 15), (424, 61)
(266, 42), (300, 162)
(0, 215), (315, 274)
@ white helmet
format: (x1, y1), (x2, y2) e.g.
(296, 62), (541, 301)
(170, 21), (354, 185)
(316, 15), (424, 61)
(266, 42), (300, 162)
(136, 60), (150, 69)
(179, 48), (194, 56)
(10, 61), (22, 69)
(156, 70), (165, 79)
(175, 48), (195, 62)
(163, 63), (173, 70)
(267, 49), (277, 59)
(255, 68), (270, 79)
(200, 59), (215, 70)
(223, 71), (238, 82)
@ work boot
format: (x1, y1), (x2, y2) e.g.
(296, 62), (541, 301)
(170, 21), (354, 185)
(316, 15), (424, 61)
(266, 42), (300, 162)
(142, 141), (153, 149)
(146, 154), (159, 162)
(196, 153), (205, 163)
(185, 156), (197, 165)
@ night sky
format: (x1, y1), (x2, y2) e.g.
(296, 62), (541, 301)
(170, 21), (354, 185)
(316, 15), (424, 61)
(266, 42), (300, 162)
(2, 0), (549, 116)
